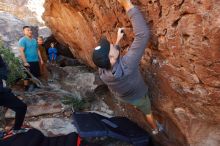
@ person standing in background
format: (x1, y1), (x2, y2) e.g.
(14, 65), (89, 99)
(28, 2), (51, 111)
(48, 42), (58, 65)
(38, 36), (48, 83)
(19, 26), (43, 91)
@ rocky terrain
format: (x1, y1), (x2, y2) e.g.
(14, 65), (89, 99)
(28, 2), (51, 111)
(43, 0), (220, 146)
(3, 61), (136, 146)
(0, 0), (219, 145)
(0, 12), (26, 56)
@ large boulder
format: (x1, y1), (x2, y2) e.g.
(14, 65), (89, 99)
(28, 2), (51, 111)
(0, 11), (40, 56)
(47, 65), (97, 99)
(0, 12), (25, 56)
(43, 0), (220, 145)
(29, 118), (76, 137)
(0, 12), (51, 57)
(5, 91), (66, 118)
(38, 26), (52, 39)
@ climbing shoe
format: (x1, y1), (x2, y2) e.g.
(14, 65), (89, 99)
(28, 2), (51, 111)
(152, 121), (164, 135)
(3, 127), (30, 140)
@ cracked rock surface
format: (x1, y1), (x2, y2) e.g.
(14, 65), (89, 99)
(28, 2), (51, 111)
(43, 0), (220, 145)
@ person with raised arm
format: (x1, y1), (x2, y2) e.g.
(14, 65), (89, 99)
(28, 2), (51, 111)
(92, 0), (163, 135)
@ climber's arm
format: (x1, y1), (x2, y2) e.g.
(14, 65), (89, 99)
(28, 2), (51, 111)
(117, 0), (150, 71)
(19, 39), (30, 67)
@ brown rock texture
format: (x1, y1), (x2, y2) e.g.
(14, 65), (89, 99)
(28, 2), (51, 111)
(43, 0), (220, 145)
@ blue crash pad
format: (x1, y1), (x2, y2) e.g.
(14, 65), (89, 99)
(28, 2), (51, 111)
(73, 112), (150, 146)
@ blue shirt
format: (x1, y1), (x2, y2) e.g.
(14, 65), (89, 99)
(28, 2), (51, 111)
(48, 47), (57, 55)
(19, 36), (39, 62)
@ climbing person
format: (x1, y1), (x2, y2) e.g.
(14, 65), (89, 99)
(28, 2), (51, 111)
(48, 42), (58, 65)
(92, 0), (163, 135)
(0, 55), (28, 139)
(38, 36), (48, 83)
(19, 26), (43, 92)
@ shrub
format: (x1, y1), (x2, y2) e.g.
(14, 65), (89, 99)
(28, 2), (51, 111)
(0, 42), (25, 86)
(61, 95), (88, 112)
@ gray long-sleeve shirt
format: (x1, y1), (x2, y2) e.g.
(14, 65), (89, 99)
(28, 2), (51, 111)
(99, 7), (150, 101)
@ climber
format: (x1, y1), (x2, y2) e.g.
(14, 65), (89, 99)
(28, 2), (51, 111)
(92, 0), (163, 135)
(0, 55), (29, 139)
(19, 26), (43, 92)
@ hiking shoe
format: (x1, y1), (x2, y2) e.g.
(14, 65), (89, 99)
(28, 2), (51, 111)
(24, 85), (29, 92)
(48, 79), (54, 83)
(13, 127), (30, 134)
(28, 84), (35, 92)
(3, 128), (30, 139)
(34, 84), (40, 89)
(152, 128), (159, 135)
(32, 84), (41, 92)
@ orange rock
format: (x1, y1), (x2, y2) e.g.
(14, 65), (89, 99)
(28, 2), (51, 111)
(43, 0), (220, 145)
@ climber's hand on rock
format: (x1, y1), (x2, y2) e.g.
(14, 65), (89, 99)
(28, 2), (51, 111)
(117, 0), (134, 11)
(117, 0), (131, 6)
(116, 28), (125, 45)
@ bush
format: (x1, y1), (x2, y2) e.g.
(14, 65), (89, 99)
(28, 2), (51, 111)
(61, 95), (87, 111)
(0, 42), (25, 86)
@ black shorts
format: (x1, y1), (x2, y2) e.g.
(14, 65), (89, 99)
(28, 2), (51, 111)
(25, 62), (40, 79)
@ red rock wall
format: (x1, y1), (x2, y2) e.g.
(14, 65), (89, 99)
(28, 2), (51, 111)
(43, 0), (220, 145)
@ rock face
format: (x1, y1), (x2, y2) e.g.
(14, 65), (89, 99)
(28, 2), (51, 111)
(0, 11), (40, 56)
(44, 36), (74, 58)
(0, 12), (51, 57)
(0, 0), (44, 25)
(0, 0), (52, 56)
(38, 26), (52, 39)
(0, 12), (27, 56)
(43, 0), (220, 145)
(47, 65), (97, 99)
(29, 118), (76, 137)
(5, 91), (66, 118)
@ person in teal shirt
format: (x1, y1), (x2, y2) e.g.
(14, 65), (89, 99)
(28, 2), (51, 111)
(19, 26), (43, 91)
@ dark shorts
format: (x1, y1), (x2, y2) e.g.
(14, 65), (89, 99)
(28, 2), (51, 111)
(124, 94), (151, 115)
(24, 62), (40, 79)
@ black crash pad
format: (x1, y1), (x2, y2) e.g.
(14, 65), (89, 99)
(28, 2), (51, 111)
(0, 129), (78, 146)
(73, 112), (150, 146)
